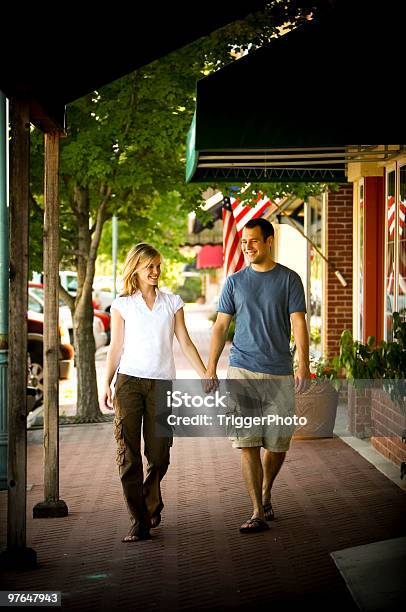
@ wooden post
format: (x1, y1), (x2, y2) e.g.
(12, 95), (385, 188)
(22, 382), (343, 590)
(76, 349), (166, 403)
(33, 132), (68, 518)
(0, 99), (37, 569)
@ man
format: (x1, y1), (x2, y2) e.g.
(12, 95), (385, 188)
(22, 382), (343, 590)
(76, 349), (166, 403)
(206, 218), (310, 533)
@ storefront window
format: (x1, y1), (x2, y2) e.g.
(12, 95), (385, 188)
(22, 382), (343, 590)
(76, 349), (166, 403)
(308, 196), (323, 353)
(398, 165), (406, 322)
(385, 170), (396, 341)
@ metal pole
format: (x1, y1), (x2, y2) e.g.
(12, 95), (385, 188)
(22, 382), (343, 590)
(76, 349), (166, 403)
(112, 215), (118, 298)
(0, 92), (8, 491)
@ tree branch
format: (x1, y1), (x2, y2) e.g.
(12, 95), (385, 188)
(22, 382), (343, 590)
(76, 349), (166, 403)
(63, 248), (88, 260)
(82, 187), (112, 296)
(59, 283), (75, 311)
(29, 191), (43, 215)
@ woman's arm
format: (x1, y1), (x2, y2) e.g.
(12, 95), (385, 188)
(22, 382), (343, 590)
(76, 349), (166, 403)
(101, 308), (125, 409)
(174, 308), (207, 378)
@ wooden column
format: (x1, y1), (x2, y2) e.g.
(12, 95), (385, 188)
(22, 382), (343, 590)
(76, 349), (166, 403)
(0, 99), (37, 569)
(33, 132), (68, 518)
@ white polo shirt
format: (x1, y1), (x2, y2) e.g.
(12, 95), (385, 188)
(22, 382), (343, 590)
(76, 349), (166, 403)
(111, 289), (184, 380)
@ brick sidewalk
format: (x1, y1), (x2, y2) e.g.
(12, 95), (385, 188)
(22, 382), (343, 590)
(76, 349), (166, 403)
(1, 426), (406, 610)
(1, 305), (406, 609)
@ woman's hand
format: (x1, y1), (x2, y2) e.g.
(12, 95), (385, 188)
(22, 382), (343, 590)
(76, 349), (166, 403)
(202, 368), (219, 393)
(100, 384), (114, 411)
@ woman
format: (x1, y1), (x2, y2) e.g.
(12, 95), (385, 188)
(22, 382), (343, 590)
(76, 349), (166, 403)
(101, 243), (208, 542)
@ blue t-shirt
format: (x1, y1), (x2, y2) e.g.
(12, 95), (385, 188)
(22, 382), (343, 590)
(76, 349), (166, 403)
(217, 264), (306, 375)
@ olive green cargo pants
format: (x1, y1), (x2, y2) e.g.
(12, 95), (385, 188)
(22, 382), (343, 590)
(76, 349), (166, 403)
(113, 373), (172, 533)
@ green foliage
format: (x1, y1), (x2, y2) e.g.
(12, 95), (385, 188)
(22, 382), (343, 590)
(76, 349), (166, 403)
(310, 326), (321, 345)
(338, 313), (406, 380)
(175, 275), (202, 303)
(336, 313), (406, 408)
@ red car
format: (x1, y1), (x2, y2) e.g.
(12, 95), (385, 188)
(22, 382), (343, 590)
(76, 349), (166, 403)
(92, 304), (111, 343)
(29, 282), (110, 345)
(27, 309), (74, 409)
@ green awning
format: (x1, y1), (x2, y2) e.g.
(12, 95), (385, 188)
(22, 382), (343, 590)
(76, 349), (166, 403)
(186, 0), (406, 183)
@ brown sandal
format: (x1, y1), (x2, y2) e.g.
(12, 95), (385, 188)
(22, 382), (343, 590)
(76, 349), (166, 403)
(263, 502), (275, 521)
(239, 517), (270, 533)
(150, 513), (161, 528)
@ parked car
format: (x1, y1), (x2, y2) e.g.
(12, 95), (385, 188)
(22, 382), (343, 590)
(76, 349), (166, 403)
(59, 270), (78, 296)
(27, 309), (74, 409)
(28, 284), (108, 350)
(92, 275), (117, 312)
(93, 308), (111, 344)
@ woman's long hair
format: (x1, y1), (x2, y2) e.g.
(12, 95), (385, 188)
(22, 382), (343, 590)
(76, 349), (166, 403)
(120, 243), (161, 296)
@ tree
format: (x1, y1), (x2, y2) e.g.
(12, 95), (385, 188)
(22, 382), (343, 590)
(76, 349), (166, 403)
(30, 0), (335, 420)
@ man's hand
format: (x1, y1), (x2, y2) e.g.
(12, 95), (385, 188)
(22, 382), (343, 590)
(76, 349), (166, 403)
(202, 368), (219, 393)
(294, 365), (311, 394)
(100, 384), (114, 411)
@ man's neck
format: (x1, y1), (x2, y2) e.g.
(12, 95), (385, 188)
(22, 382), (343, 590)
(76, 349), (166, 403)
(251, 259), (277, 273)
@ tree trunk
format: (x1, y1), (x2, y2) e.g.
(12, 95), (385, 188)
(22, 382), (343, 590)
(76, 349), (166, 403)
(72, 185), (104, 421)
(74, 291), (102, 421)
(66, 183), (110, 422)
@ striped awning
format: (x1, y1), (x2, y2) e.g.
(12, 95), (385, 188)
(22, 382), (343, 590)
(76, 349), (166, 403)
(186, 1), (406, 183)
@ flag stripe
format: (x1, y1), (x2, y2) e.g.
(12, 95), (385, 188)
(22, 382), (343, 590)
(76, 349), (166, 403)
(223, 193), (274, 277)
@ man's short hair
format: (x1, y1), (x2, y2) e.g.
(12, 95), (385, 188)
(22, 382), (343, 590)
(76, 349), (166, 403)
(244, 218), (274, 240)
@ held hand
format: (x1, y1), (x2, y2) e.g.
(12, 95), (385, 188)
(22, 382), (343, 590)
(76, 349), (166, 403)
(100, 385), (114, 411)
(202, 368), (219, 393)
(294, 366), (311, 394)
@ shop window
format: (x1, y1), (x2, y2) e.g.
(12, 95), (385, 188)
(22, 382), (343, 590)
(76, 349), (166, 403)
(398, 165), (406, 322)
(385, 169), (396, 341)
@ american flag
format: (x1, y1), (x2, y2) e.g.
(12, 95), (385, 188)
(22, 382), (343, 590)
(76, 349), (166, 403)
(222, 193), (276, 276)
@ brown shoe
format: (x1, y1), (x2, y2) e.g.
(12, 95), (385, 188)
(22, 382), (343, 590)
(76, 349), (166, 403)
(239, 517), (270, 533)
(263, 502), (275, 521)
(150, 513), (161, 528)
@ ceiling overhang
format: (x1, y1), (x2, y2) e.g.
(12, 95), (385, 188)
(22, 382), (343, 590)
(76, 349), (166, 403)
(1, 2), (265, 132)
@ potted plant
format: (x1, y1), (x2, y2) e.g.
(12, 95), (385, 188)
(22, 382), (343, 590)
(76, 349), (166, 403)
(337, 314), (406, 471)
(293, 357), (340, 439)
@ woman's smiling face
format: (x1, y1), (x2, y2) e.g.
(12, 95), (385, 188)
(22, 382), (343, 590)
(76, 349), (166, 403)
(136, 256), (161, 287)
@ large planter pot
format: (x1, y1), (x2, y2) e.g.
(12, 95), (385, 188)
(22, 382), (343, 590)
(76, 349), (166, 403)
(293, 380), (339, 439)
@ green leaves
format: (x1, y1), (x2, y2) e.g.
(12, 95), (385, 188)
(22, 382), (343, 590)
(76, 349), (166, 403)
(338, 315), (406, 383)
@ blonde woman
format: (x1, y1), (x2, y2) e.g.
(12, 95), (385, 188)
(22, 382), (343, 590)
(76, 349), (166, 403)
(101, 243), (207, 542)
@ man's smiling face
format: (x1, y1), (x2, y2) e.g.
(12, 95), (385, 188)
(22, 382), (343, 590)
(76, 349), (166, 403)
(241, 225), (273, 265)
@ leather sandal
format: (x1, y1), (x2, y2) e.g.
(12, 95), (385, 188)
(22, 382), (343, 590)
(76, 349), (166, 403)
(263, 502), (275, 521)
(239, 517), (270, 533)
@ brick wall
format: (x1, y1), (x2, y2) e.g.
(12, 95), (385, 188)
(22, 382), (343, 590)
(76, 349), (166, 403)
(348, 384), (372, 439)
(371, 388), (406, 466)
(324, 184), (353, 358)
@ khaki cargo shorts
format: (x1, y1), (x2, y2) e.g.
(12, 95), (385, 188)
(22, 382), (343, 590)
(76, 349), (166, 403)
(226, 365), (296, 453)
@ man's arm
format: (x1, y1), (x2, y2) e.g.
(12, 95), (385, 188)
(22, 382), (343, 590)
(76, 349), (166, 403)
(206, 312), (233, 378)
(290, 311), (310, 392)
